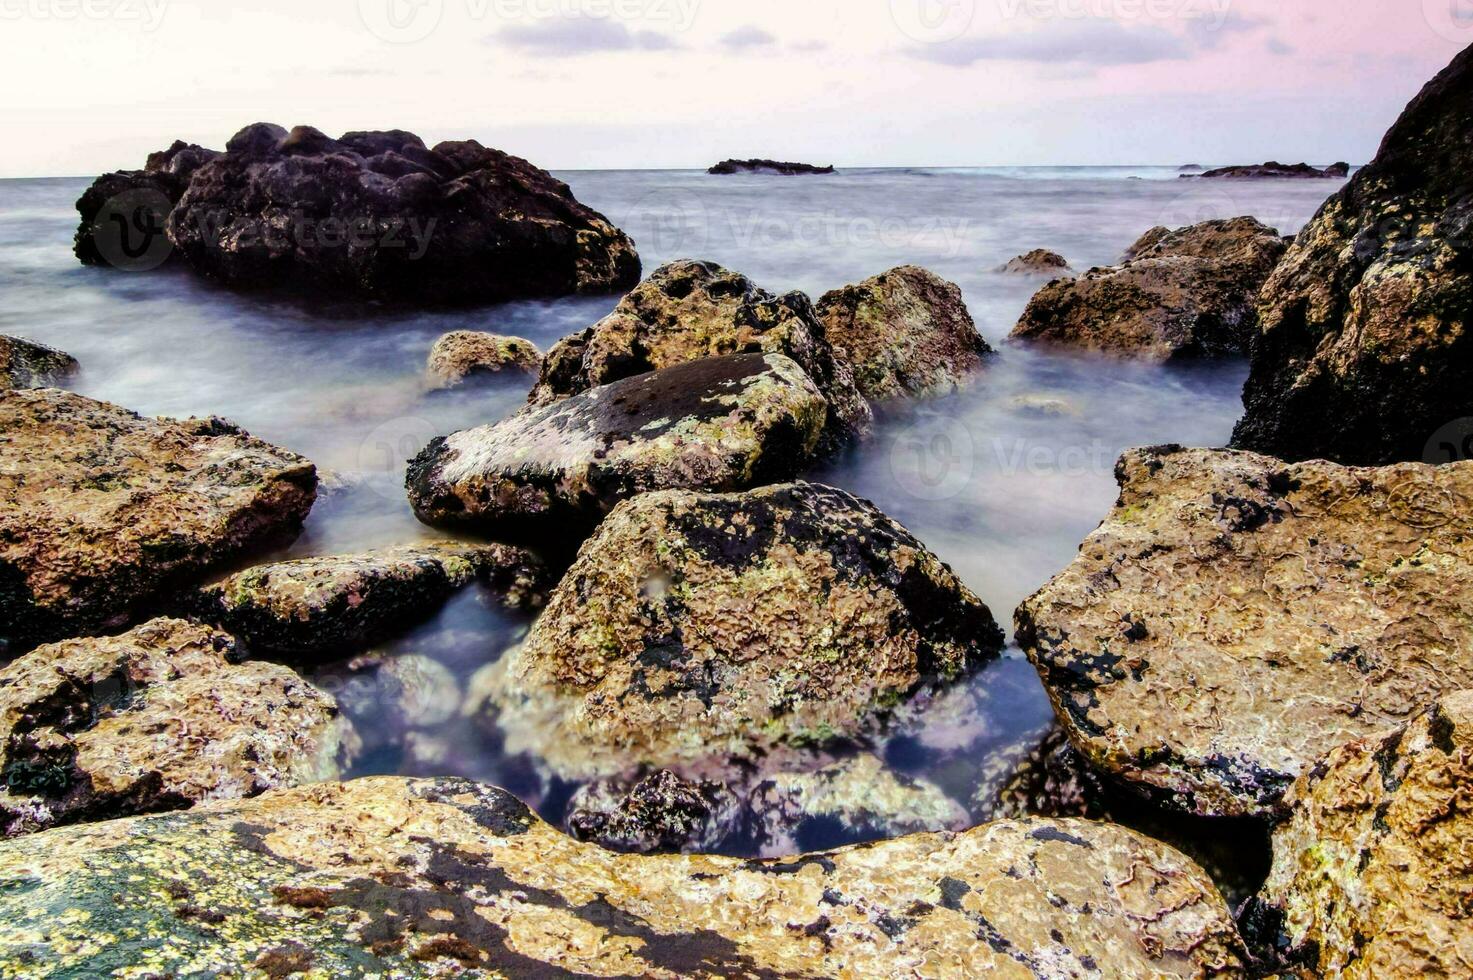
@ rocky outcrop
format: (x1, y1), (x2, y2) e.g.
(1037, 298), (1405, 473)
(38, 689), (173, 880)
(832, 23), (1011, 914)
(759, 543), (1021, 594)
(566, 770), (743, 854)
(1015, 445), (1473, 819)
(477, 482), (1003, 778)
(997, 249), (1071, 275)
(0, 776), (1248, 977)
(0, 336), (77, 390)
(1232, 48), (1473, 465)
(0, 619), (354, 838)
(425, 331), (541, 390)
(708, 159), (836, 175)
(408, 353), (829, 541)
(188, 544), (548, 658)
(1010, 217), (1289, 360)
(1253, 691), (1473, 977)
(1186, 161), (1350, 179)
(815, 265), (993, 402)
(0, 389), (316, 653)
(73, 141), (219, 266)
(529, 260), (871, 452)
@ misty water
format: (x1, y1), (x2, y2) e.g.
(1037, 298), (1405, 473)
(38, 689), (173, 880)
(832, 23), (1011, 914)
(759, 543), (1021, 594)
(0, 166), (1346, 862)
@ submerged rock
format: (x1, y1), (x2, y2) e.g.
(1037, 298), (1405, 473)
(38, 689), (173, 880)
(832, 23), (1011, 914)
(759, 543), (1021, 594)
(0, 619), (354, 838)
(0, 336), (77, 390)
(480, 482), (1003, 778)
(1015, 445), (1473, 818)
(1010, 217), (1288, 360)
(425, 331), (541, 390)
(311, 652), (460, 762)
(408, 352), (829, 541)
(566, 769), (743, 855)
(708, 158), (836, 175)
(0, 389), (317, 652)
(0, 776), (1248, 977)
(1232, 48), (1473, 465)
(189, 543), (547, 658)
(1186, 161), (1350, 179)
(815, 265), (993, 402)
(529, 260), (871, 452)
(997, 249), (1071, 275)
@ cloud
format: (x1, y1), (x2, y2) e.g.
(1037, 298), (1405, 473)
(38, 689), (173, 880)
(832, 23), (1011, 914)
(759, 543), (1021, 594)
(790, 39), (828, 53)
(1265, 37), (1295, 56)
(911, 19), (1191, 68)
(718, 26), (778, 51)
(1186, 11), (1269, 51)
(492, 18), (680, 56)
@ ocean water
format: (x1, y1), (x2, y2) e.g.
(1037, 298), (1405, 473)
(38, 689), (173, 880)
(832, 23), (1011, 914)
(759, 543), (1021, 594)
(0, 167), (1346, 862)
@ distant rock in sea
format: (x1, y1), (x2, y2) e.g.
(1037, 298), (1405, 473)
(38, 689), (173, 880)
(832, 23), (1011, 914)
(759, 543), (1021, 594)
(996, 249), (1071, 275)
(1178, 164), (1203, 171)
(1184, 161), (1350, 179)
(708, 158), (836, 175)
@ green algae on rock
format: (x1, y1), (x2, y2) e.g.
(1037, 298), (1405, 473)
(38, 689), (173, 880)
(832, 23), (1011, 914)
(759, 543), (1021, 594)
(478, 482), (1004, 779)
(189, 543), (548, 659)
(426, 331), (542, 391)
(815, 265), (993, 402)
(408, 352), (829, 541)
(0, 389), (317, 653)
(0, 337), (78, 391)
(1254, 690), (1473, 978)
(0, 619), (355, 838)
(1015, 445), (1473, 819)
(0, 776), (1248, 977)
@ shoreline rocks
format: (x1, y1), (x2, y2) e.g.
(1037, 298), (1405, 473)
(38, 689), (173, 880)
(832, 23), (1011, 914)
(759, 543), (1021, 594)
(1183, 161), (1350, 179)
(73, 140), (220, 267)
(708, 159), (836, 175)
(0, 338), (78, 391)
(997, 249), (1071, 275)
(425, 331), (541, 391)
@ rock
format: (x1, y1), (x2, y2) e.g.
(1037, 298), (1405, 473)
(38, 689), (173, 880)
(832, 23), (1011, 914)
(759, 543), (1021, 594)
(188, 543), (547, 659)
(0, 619), (354, 838)
(997, 249), (1072, 275)
(1010, 217), (1289, 360)
(73, 141), (220, 266)
(1015, 445), (1473, 819)
(708, 159), (836, 175)
(0, 776), (1248, 977)
(408, 352), (830, 542)
(1252, 691), (1473, 977)
(0, 389), (317, 653)
(1184, 161), (1349, 179)
(1008, 393), (1081, 417)
(566, 770), (743, 854)
(425, 331), (541, 390)
(478, 482), (1003, 778)
(529, 260), (871, 453)
(0, 336), (77, 390)
(815, 265), (993, 402)
(1232, 48), (1473, 465)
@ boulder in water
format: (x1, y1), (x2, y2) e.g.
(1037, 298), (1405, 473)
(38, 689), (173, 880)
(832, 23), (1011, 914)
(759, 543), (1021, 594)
(425, 331), (541, 390)
(996, 249), (1072, 275)
(0, 336), (77, 391)
(708, 159), (836, 175)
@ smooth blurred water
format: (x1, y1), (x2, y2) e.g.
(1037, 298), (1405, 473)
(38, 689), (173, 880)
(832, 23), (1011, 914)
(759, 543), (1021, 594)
(0, 167), (1346, 852)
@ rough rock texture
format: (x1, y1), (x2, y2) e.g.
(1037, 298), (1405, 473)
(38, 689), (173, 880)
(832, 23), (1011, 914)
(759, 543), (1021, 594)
(73, 141), (220, 265)
(0, 389), (317, 653)
(0, 337), (77, 391)
(1187, 161), (1350, 179)
(0, 619), (354, 838)
(529, 260), (871, 452)
(815, 265), (993, 402)
(0, 776), (1248, 977)
(189, 544), (548, 658)
(708, 159), (836, 175)
(1016, 445), (1473, 819)
(1253, 691), (1473, 978)
(426, 331), (542, 390)
(1232, 48), (1473, 465)
(566, 770), (743, 855)
(479, 482), (1003, 778)
(409, 352), (829, 541)
(1010, 217), (1289, 360)
(997, 249), (1072, 275)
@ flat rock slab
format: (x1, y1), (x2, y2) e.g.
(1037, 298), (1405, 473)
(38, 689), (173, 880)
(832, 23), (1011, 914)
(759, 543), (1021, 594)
(1015, 445), (1473, 818)
(408, 352), (828, 540)
(0, 389), (317, 652)
(0, 619), (354, 838)
(189, 543), (548, 658)
(0, 776), (1247, 977)
(479, 481), (1003, 778)
(0, 336), (77, 391)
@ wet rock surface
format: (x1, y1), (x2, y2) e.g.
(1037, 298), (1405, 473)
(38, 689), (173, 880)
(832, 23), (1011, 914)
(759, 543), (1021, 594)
(72, 141), (219, 266)
(1254, 690), (1473, 978)
(1010, 217), (1289, 360)
(1015, 445), (1473, 819)
(529, 260), (871, 452)
(566, 769), (744, 854)
(1232, 47), (1473, 465)
(425, 331), (542, 390)
(0, 775), (1248, 977)
(997, 249), (1072, 275)
(478, 482), (1003, 779)
(0, 619), (354, 838)
(815, 265), (993, 402)
(708, 158), (836, 175)
(0, 389), (317, 653)
(188, 543), (548, 659)
(408, 352), (829, 541)
(1186, 161), (1350, 179)
(0, 336), (77, 391)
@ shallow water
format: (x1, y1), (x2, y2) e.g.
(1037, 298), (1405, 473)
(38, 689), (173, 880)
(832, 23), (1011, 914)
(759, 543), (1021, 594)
(0, 166), (1345, 856)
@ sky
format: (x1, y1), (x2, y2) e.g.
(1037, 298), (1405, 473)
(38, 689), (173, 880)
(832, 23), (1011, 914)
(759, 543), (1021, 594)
(0, 0), (1466, 176)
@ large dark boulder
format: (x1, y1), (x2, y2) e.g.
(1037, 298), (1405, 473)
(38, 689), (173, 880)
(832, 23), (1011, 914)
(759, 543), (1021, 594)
(0, 336), (77, 390)
(73, 141), (219, 267)
(708, 159), (836, 175)
(1185, 161), (1349, 179)
(1232, 47), (1473, 465)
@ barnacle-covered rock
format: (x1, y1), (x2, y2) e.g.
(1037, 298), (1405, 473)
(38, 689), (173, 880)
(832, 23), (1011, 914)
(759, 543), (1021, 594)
(479, 482), (1003, 778)
(997, 249), (1072, 275)
(0, 389), (316, 652)
(565, 769), (743, 854)
(0, 336), (78, 391)
(0, 619), (354, 837)
(1015, 445), (1473, 818)
(0, 776), (1248, 977)
(425, 331), (542, 390)
(815, 265), (992, 402)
